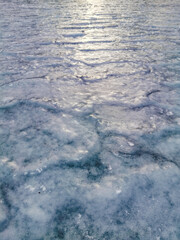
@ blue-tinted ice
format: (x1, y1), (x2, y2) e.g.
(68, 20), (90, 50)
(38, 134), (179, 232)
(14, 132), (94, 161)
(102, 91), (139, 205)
(0, 0), (180, 239)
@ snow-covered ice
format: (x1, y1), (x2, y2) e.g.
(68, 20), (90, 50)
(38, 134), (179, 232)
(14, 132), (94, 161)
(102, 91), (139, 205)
(0, 0), (180, 239)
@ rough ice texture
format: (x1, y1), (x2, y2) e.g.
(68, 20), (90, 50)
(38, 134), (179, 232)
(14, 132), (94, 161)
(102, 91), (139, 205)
(0, 0), (180, 239)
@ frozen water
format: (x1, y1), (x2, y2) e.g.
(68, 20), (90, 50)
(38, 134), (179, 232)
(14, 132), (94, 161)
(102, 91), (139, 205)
(0, 0), (180, 239)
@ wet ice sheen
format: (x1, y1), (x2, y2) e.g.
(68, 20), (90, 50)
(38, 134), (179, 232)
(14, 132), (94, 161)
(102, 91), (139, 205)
(0, 0), (180, 239)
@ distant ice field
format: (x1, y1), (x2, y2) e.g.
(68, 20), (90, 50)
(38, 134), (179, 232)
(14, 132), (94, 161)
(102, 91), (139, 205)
(0, 0), (180, 239)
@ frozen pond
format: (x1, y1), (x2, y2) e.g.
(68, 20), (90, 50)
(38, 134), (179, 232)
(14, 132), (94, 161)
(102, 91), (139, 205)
(0, 0), (180, 239)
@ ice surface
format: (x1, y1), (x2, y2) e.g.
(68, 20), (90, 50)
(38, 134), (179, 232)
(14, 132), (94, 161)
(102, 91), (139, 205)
(0, 0), (180, 239)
